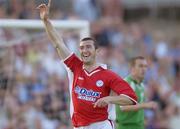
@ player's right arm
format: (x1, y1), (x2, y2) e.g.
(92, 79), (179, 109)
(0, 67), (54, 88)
(120, 101), (158, 112)
(37, 0), (71, 60)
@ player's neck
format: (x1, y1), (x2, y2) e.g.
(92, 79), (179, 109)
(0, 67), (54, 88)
(83, 62), (99, 72)
(131, 74), (142, 84)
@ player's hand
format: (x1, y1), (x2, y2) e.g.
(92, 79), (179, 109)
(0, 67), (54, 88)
(93, 96), (112, 108)
(145, 101), (158, 110)
(36, 0), (51, 21)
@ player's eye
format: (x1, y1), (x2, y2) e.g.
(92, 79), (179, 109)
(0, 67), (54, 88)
(86, 45), (92, 49)
(80, 46), (84, 50)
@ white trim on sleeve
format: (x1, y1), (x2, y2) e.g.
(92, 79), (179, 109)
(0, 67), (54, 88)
(62, 52), (74, 63)
(120, 94), (138, 104)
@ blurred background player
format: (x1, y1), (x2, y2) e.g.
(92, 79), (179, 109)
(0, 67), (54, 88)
(116, 56), (158, 129)
(37, 0), (137, 129)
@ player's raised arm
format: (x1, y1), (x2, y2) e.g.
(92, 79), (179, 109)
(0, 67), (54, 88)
(37, 0), (71, 60)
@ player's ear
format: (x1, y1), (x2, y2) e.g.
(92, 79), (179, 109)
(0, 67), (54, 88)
(95, 48), (100, 53)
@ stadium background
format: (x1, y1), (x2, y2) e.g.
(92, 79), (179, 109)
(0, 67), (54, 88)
(0, 0), (180, 129)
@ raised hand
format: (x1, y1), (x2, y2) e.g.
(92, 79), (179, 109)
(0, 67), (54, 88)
(36, 0), (51, 21)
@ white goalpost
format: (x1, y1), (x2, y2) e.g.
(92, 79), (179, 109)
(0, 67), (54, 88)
(0, 19), (90, 46)
(0, 19), (90, 37)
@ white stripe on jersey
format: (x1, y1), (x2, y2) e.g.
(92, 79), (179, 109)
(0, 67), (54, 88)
(108, 104), (116, 121)
(65, 65), (74, 118)
(84, 69), (101, 76)
(120, 94), (138, 104)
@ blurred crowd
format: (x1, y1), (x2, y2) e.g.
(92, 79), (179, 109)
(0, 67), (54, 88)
(0, 0), (180, 129)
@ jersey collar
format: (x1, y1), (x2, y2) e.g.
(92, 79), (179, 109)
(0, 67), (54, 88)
(83, 63), (107, 76)
(128, 75), (143, 84)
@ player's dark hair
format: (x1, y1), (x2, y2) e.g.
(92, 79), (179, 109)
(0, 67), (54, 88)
(80, 37), (99, 49)
(129, 56), (145, 67)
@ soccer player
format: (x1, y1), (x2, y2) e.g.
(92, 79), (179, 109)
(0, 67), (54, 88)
(37, 0), (137, 129)
(116, 56), (158, 129)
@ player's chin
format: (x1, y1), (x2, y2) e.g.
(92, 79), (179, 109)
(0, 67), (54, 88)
(140, 73), (145, 77)
(140, 76), (145, 80)
(82, 58), (91, 64)
(82, 57), (88, 61)
(83, 61), (92, 65)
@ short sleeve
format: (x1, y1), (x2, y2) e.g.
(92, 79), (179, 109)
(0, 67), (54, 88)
(63, 53), (83, 72)
(109, 73), (137, 104)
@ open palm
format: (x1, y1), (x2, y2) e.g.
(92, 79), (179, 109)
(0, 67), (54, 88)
(37, 0), (51, 20)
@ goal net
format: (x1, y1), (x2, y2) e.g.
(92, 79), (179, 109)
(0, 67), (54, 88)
(0, 19), (90, 128)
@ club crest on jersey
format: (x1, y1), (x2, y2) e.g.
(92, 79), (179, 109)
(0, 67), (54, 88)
(96, 80), (104, 87)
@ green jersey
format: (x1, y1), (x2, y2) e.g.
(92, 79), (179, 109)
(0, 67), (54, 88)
(116, 75), (145, 129)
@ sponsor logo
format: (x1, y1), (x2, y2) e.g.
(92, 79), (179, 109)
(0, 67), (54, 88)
(75, 86), (101, 102)
(96, 80), (104, 87)
(77, 96), (96, 102)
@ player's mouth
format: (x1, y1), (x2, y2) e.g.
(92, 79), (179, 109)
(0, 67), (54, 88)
(82, 55), (91, 61)
(83, 55), (89, 57)
(82, 53), (90, 58)
(82, 55), (89, 59)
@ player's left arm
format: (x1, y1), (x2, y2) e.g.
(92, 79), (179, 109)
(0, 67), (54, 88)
(93, 95), (134, 108)
(119, 101), (158, 112)
(94, 72), (138, 108)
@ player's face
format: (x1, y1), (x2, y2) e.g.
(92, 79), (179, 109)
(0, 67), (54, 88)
(133, 59), (148, 81)
(79, 40), (97, 65)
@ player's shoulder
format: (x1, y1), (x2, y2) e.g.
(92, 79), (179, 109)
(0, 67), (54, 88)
(103, 69), (122, 78)
(124, 76), (129, 81)
(124, 75), (134, 83)
(98, 64), (123, 79)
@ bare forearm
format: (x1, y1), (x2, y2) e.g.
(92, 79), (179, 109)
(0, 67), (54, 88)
(120, 103), (145, 112)
(120, 101), (157, 112)
(93, 95), (136, 108)
(37, 0), (70, 59)
(43, 19), (70, 59)
(109, 95), (134, 106)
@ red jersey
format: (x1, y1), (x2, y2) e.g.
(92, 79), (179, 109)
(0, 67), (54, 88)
(64, 53), (137, 127)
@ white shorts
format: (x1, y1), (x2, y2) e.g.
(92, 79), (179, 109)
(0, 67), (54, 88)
(74, 120), (114, 129)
